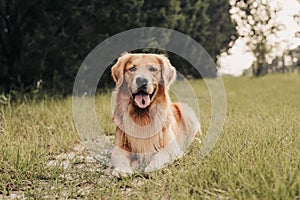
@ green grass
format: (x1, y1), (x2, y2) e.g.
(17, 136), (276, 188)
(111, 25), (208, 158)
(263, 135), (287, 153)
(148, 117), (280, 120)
(0, 74), (300, 199)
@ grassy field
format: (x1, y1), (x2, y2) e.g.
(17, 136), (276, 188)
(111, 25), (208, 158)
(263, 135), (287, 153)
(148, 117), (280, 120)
(0, 74), (299, 199)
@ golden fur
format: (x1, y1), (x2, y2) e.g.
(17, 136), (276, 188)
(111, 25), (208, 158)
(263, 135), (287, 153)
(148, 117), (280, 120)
(111, 53), (200, 174)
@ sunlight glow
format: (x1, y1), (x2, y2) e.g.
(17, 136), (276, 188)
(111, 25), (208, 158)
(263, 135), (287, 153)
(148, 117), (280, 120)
(218, 0), (300, 76)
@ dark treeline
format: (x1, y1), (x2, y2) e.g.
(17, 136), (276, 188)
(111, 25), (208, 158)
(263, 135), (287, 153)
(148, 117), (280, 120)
(0, 0), (235, 95)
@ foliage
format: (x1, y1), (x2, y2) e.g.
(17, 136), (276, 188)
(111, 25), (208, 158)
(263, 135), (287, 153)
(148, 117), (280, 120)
(0, 0), (235, 94)
(229, 0), (284, 76)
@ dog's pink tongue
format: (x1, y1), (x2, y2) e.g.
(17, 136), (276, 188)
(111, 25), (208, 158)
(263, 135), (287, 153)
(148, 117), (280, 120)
(134, 93), (150, 108)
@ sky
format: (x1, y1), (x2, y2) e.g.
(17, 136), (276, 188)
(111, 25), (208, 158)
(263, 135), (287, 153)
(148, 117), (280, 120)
(218, 0), (300, 76)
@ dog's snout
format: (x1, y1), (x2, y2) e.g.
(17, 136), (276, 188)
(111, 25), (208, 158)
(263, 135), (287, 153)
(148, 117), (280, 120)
(136, 77), (148, 88)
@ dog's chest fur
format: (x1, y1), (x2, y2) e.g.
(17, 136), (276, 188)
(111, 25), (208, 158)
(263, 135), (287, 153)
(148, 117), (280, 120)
(114, 104), (178, 153)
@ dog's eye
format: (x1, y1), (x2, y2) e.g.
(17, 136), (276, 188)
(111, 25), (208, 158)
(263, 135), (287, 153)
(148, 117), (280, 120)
(129, 66), (137, 72)
(149, 66), (157, 72)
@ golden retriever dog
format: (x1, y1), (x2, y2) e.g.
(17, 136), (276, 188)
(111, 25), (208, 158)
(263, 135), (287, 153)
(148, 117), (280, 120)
(111, 52), (200, 174)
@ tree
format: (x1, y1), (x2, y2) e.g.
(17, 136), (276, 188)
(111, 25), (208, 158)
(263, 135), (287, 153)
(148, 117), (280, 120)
(229, 0), (283, 76)
(206, 0), (237, 61)
(0, 0), (236, 94)
(141, 0), (235, 78)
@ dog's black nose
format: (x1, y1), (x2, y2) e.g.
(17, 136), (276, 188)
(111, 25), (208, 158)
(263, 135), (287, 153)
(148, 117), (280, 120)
(136, 77), (148, 89)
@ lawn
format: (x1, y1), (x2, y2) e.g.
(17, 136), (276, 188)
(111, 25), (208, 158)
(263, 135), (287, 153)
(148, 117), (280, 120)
(0, 74), (299, 199)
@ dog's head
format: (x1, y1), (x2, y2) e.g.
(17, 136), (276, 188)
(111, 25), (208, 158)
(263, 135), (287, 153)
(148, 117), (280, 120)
(111, 53), (176, 109)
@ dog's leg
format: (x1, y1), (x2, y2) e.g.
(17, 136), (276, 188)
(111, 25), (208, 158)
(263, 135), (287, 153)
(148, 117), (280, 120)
(145, 115), (200, 172)
(145, 139), (183, 172)
(111, 146), (133, 176)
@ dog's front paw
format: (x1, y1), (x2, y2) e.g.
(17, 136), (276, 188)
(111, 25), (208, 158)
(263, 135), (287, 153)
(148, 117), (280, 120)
(112, 167), (133, 177)
(145, 143), (184, 172)
(145, 156), (167, 173)
(145, 149), (184, 172)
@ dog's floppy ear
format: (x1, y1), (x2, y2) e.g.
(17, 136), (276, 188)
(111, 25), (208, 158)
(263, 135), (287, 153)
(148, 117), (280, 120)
(111, 52), (130, 87)
(159, 55), (176, 87)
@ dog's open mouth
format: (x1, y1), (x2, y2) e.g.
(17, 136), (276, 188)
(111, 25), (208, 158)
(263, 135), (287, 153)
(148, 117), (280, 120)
(133, 89), (156, 109)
